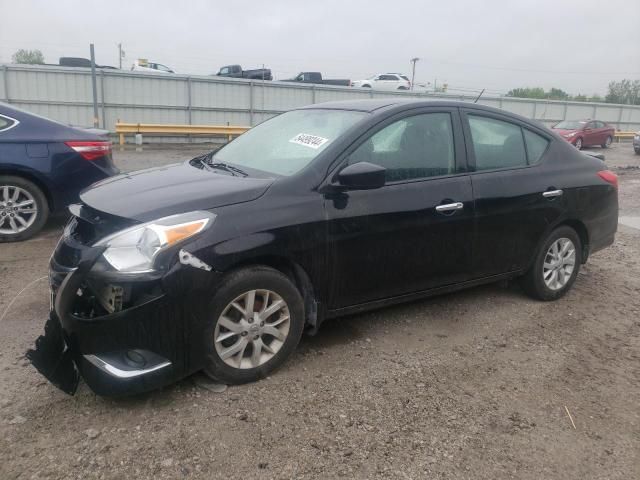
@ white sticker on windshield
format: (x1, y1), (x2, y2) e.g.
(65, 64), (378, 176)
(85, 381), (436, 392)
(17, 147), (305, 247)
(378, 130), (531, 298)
(289, 133), (329, 150)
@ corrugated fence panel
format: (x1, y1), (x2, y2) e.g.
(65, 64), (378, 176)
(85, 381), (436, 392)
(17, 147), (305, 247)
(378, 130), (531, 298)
(191, 78), (251, 110)
(104, 106), (188, 128)
(535, 102), (566, 122)
(3, 64), (640, 141)
(105, 74), (187, 107)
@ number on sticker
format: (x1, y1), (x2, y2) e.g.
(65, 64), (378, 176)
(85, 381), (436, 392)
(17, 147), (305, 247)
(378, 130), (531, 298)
(289, 133), (329, 149)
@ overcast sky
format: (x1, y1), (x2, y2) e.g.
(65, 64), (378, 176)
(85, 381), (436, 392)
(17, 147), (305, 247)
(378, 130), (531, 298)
(1, 0), (638, 96)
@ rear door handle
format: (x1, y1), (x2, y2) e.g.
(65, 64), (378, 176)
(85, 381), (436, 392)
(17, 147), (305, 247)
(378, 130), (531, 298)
(435, 202), (464, 213)
(542, 189), (563, 198)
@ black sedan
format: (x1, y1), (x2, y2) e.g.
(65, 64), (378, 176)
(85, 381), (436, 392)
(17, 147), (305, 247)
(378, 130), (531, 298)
(28, 100), (618, 396)
(0, 103), (118, 242)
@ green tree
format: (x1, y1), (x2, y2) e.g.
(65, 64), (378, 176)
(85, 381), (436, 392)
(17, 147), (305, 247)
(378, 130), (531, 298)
(12, 49), (45, 64)
(507, 87), (546, 99)
(547, 88), (569, 100)
(605, 79), (640, 105)
(590, 94), (603, 102)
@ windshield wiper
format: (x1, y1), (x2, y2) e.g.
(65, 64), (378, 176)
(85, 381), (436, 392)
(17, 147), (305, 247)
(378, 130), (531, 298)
(191, 151), (215, 170)
(207, 162), (248, 177)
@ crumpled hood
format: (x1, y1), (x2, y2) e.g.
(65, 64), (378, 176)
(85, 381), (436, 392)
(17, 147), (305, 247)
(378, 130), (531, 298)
(80, 161), (274, 222)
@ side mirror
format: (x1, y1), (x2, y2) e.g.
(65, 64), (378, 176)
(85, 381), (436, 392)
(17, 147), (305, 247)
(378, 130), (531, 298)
(337, 162), (386, 190)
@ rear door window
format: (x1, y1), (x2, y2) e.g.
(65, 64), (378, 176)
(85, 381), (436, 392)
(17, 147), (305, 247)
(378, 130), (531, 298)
(468, 115), (527, 170)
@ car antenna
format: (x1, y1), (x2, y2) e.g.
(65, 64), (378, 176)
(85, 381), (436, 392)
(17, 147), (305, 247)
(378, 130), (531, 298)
(473, 88), (485, 104)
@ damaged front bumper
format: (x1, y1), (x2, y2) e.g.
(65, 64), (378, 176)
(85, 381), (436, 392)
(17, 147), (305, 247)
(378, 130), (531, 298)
(27, 218), (220, 397)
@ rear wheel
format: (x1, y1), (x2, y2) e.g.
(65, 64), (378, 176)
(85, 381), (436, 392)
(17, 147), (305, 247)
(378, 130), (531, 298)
(203, 266), (305, 384)
(521, 226), (582, 301)
(0, 176), (49, 242)
(574, 137), (583, 150)
(601, 136), (612, 148)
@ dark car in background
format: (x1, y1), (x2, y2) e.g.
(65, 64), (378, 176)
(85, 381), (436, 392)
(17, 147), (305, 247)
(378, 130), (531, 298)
(552, 119), (615, 150)
(0, 103), (118, 241)
(282, 72), (351, 86)
(216, 64), (272, 80)
(634, 131), (640, 155)
(29, 100), (618, 397)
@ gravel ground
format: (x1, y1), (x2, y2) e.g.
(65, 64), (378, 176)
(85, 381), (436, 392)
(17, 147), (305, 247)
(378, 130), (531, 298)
(0, 142), (639, 479)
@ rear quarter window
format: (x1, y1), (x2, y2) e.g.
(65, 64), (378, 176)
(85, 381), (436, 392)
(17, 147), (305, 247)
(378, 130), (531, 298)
(523, 129), (550, 164)
(0, 115), (17, 132)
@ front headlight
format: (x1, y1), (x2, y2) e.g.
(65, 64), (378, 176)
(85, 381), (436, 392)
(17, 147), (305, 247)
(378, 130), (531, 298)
(564, 132), (576, 137)
(94, 211), (215, 273)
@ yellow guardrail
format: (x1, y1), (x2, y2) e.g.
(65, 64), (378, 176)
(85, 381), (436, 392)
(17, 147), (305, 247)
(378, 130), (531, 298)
(115, 122), (250, 145)
(614, 131), (636, 142)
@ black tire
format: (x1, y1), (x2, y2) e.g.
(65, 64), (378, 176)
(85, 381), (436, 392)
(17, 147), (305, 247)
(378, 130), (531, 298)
(203, 266), (304, 384)
(520, 226), (582, 301)
(574, 137), (583, 150)
(601, 136), (612, 148)
(0, 175), (49, 243)
(634, 148), (640, 155)
(397, 86), (409, 90)
(362, 84), (371, 88)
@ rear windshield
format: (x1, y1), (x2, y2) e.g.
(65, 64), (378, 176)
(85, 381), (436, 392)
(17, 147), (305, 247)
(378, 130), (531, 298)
(212, 109), (366, 176)
(553, 120), (586, 129)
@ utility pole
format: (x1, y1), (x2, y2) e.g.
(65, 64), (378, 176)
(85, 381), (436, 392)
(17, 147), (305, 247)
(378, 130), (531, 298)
(410, 57), (419, 91)
(89, 44), (99, 128)
(118, 43), (123, 69)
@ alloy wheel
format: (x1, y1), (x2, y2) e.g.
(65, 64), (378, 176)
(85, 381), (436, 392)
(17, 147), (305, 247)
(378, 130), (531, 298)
(542, 237), (576, 291)
(0, 185), (38, 235)
(214, 289), (290, 369)
(575, 138), (583, 150)
(605, 136), (612, 147)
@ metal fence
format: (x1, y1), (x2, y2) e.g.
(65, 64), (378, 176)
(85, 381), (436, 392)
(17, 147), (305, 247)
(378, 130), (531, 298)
(2, 64), (639, 142)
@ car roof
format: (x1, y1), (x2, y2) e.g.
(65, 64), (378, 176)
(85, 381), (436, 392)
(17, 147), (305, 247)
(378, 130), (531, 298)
(298, 98), (482, 113)
(298, 99), (550, 132)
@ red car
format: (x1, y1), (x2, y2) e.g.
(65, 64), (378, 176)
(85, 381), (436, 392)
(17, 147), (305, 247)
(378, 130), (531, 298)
(552, 120), (615, 150)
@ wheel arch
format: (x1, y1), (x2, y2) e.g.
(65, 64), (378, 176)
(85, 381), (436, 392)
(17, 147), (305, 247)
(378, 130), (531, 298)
(223, 255), (322, 334)
(558, 219), (590, 263)
(0, 167), (54, 212)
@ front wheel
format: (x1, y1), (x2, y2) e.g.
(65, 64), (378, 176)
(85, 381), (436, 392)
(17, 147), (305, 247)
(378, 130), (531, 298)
(520, 226), (582, 301)
(0, 176), (49, 242)
(574, 137), (583, 150)
(203, 266), (305, 384)
(601, 136), (612, 148)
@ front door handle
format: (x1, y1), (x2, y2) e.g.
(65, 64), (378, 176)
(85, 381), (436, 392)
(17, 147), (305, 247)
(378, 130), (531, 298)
(435, 202), (464, 213)
(542, 189), (563, 198)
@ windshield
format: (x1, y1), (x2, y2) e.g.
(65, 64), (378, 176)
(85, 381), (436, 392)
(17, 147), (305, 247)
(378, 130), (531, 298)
(212, 109), (366, 176)
(554, 120), (586, 130)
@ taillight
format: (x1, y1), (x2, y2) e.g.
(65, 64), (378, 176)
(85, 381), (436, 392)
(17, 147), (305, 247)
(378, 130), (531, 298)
(65, 141), (112, 161)
(597, 170), (618, 189)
